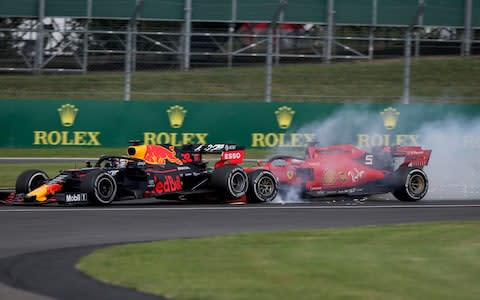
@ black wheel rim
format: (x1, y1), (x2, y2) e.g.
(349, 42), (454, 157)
(97, 177), (114, 199)
(231, 172), (246, 194)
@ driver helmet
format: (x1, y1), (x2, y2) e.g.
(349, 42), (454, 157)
(118, 158), (128, 168)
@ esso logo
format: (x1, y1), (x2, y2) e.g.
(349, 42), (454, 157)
(223, 152), (242, 160)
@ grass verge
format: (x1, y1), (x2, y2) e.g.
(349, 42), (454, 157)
(76, 222), (480, 300)
(1, 57), (479, 102)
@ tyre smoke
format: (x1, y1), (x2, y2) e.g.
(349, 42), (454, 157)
(418, 118), (480, 200)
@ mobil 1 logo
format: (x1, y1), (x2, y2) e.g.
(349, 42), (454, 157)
(64, 193), (88, 204)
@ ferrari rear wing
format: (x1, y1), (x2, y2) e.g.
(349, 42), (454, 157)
(392, 146), (432, 168)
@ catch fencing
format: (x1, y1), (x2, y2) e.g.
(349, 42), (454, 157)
(0, 0), (479, 73)
(0, 0), (479, 103)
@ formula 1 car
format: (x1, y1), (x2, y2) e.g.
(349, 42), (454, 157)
(1, 142), (278, 205)
(256, 143), (431, 201)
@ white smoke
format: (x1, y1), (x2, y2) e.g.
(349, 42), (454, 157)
(418, 117), (480, 200)
(270, 105), (480, 202)
(272, 185), (304, 204)
(298, 105), (384, 146)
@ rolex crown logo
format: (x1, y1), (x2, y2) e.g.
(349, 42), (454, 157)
(275, 106), (295, 129)
(167, 105), (187, 128)
(380, 107), (400, 130)
(58, 104), (78, 127)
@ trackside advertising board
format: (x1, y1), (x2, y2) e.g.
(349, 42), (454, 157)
(1, 100), (480, 149)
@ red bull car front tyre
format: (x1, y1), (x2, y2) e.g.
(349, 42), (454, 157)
(15, 169), (49, 195)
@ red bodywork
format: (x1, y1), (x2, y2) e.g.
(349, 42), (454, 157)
(256, 144), (431, 197)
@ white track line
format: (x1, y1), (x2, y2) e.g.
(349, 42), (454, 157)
(2, 204), (480, 213)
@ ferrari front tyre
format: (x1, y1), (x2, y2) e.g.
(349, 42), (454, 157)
(211, 165), (248, 199)
(80, 170), (117, 205)
(15, 169), (49, 194)
(247, 170), (278, 203)
(392, 168), (428, 202)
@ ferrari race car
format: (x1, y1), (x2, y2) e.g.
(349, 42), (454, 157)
(258, 143), (431, 201)
(1, 142), (278, 205)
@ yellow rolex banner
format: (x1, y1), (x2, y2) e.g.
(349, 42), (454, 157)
(1, 100), (479, 149)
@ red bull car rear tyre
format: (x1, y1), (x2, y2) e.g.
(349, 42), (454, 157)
(211, 165), (248, 199)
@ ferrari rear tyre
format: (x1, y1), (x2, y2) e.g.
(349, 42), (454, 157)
(211, 165), (248, 199)
(81, 170), (117, 205)
(392, 168), (428, 202)
(247, 170), (278, 203)
(15, 169), (49, 194)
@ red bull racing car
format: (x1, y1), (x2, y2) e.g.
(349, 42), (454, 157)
(1, 142), (278, 205)
(257, 143), (431, 201)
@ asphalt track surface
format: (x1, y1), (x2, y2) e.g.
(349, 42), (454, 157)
(1, 198), (480, 300)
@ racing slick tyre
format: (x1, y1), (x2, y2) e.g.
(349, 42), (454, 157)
(15, 169), (49, 194)
(247, 170), (278, 203)
(80, 170), (117, 205)
(211, 165), (248, 199)
(392, 168), (428, 202)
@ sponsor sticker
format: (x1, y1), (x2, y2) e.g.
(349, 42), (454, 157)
(221, 150), (244, 164)
(65, 193), (88, 203)
(338, 171), (347, 182)
(323, 169), (336, 184)
(348, 168), (365, 183)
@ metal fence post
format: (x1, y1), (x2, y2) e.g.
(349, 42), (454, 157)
(132, 0), (141, 72)
(414, 0), (424, 57)
(463, 0), (472, 56)
(265, 0), (287, 103)
(124, 0), (144, 101)
(228, 0), (237, 68)
(275, 9), (284, 66)
(183, 0), (192, 71)
(368, 0), (377, 59)
(125, 26), (133, 101)
(324, 0), (334, 63)
(403, 31), (412, 104)
(403, 2), (425, 104)
(34, 0), (45, 75)
(82, 0), (92, 74)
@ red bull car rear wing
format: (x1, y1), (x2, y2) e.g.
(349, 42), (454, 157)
(127, 143), (245, 167)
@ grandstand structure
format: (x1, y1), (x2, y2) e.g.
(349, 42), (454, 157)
(0, 0), (478, 73)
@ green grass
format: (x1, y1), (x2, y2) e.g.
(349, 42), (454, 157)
(1, 57), (479, 102)
(0, 163), (82, 188)
(76, 221), (480, 300)
(0, 147), (128, 157)
(0, 148), (125, 187)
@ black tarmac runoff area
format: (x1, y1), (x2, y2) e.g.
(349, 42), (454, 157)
(1, 198), (480, 300)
